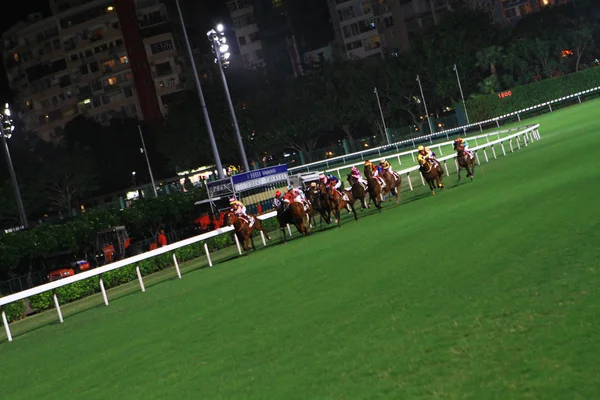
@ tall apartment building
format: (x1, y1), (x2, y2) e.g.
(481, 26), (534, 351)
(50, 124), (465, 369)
(486, 0), (573, 25)
(1, 0), (188, 141)
(226, 0), (265, 68)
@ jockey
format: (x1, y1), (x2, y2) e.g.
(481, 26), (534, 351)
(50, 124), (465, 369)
(365, 160), (385, 187)
(350, 166), (367, 185)
(380, 159), (393, 174)
(229, 197), (254, 225)
(327, 174), (342, 190)
(319, 173), (328, 187)
(288, 184), (309, 210)
(273, 190), (283, 210)
(455, 138), (475, 159)
(416, 145), (438, 170)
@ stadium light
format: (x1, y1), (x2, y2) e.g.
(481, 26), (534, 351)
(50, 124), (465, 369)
(0, 103), (28, 228)
(207, 24), (249, 172)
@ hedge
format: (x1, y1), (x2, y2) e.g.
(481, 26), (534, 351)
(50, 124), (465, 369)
(0, 299), (26, 325)
(466, 66), (600, 122)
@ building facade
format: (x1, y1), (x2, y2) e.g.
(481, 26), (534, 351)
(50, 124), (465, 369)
(1, 0), (189, 141)
(226, 0), (265, 68)
(487, 0), (573, 25)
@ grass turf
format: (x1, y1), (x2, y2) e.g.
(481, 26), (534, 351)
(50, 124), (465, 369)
(2, 100), (600, 399)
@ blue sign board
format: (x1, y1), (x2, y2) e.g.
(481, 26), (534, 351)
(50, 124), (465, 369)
(231, 165), (288, 191)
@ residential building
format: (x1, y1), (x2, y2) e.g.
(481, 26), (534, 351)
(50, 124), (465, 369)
(1, 0), (189, 141)
(486, 0), (574, 25)
(226, 0), (265, 68)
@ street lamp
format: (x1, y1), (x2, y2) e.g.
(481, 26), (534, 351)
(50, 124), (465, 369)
(138, 125), (157, 198)
(174, 0), (225, 179)
(208, 24), (250, 172)
(453, 64), (470, 125)
(0, 103), (28, 228)
(416, 75), (434, 135)
(373, 87), (391, 145)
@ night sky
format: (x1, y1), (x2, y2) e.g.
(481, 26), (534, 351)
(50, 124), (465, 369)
(0, 0), (228, 103)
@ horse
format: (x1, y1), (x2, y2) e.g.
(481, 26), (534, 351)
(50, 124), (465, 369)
(453, 141), (476, 183)
(276, 201), (311, 242)
(223, 212), (271, 252)
(347, 174), (369, 211)
(319, 182), (353, 226)
(379, 168), (402, 205)
(306, 185), (330, 227)
(418, 158), (445, 195)
(363, 167), (383, 213)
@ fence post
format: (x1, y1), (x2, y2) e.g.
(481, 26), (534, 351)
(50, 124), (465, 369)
(496, 120), (500, 127)
(419, 172), (426, 186)
(479, 124), (482, 132)
(204, 242), (213, 267)
(287, 224), (293, 237)
(517, 113), (521, 122)
(548, 104), (553, 112)
(578, 96), (581, 103)
(509, 139), (514, 152)
(2, 310), (13, 342)
(233, 233), (242, 255)
(135, 266), (146, 292)
(411, 152), (415, 162)
(172, 254), (182, 279)
(475, 152), (481, 165)
(454, 158), (459, 172)
(99, 277), (109, 305)
(491, 145), (497, 159)
(406, 173), (413, 191)
(444, 161), (450, 177)
(500, 142), (506, 156)
(397, 154), (401, 165)
(438, 145), (443, 156)
(483, 148), (489, 163)
(53, 292), (64, 323)
(260, 231), (267, 247)
(516, 136), (521, 150)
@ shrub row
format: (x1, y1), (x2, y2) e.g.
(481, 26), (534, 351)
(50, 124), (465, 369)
(466, 66), (600, 122)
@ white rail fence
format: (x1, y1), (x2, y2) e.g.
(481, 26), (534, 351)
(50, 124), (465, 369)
(326, 124), (540, 190)
(289, 84), (598, 173)
(0, 211), (278, 342)
(0, 124), (541, 343)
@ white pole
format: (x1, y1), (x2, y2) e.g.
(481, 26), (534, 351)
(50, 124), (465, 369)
(475, 152), (481, 165)
(406, 173), (413, 191)
(454, 158), (459, 172)
(287, 224), (292, 236)
(99, 278), (109, 306)
(416, 75), (434, 136)
(483, 149), (489, 163)
(501, 142), (506, 156)
(509, 139), (514, 152)
(438, 145), (443, 156)
(204, 242), (213, 267)
(53, 293), (64, 323)
(454, 64), (470, 124)
(172, 254), (182, 279)
(444, 161), (449, 177)
(2, 310), (13, 342)
(260, 231), (266, 246)
(138, 125), (158, 198)
(419, 172), (425, 186)
(374, 87), (390, 145)
(491, 145), (497, 159)
(135, 266), (146, 292)
(233, 233), (242, 255)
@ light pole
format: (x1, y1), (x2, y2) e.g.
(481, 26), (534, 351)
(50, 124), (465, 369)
(208, 24), (250, 172)
(138, 125), (157, 197)
(453, 64), (470, 124)
(373, 87), (391, 145)
(0, 103), (28, 228)
(174, 0), (225, 179)
(131, 171), (137, 187)
(416, 75), (434, 135)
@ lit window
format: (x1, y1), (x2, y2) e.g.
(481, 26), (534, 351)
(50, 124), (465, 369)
(107, 77), (118, 85)
(13, 53), (19, 62)
(119, 56), (128, 64)
(106, 6), (114, 12)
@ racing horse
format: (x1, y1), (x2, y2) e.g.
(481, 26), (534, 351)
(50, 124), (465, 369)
(276, 201), (311, 242)
(363, 167), (383, 213)
(453, 140), (476, 183)
(319, 182), (354, 226)
(306, 184), (331, 227)
(418, 158), (445, 195)
(347, 174), (369, 211)
(224, 212), (271, 252)
(379, 168), (402, 205)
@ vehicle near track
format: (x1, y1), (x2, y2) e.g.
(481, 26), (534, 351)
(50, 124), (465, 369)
(95, 226), (143, 266)
(45, 249), (91, 282)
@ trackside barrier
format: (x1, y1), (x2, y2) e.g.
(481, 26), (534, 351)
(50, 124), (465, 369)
(0, 125), (541, 342)
(0, 210), (278, 342)
(385, 124), (541, 191)
(289, 84), (598, 173)
(325, 125), (537, 179)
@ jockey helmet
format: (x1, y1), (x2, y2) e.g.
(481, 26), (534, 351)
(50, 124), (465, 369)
(418, 145), (424, 151)
(229, 197), (236, 204)
(288, 184), (293, 191)
(319, 173), (325, 180)
(310, 182), (317, 188)
(351, 166), (358, 172)
(365, 160), (371, 166)
(275, 190), (281, 197)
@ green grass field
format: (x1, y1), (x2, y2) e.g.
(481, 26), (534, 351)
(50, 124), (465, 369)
(2, 100), (600, 399)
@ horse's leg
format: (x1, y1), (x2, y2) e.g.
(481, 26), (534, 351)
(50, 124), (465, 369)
(458, 164), (462, 183)
(250, 233), (256, 250)
(351, 204), (358, 221)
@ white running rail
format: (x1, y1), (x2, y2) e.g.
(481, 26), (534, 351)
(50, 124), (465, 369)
(0, 123), (541, 343)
